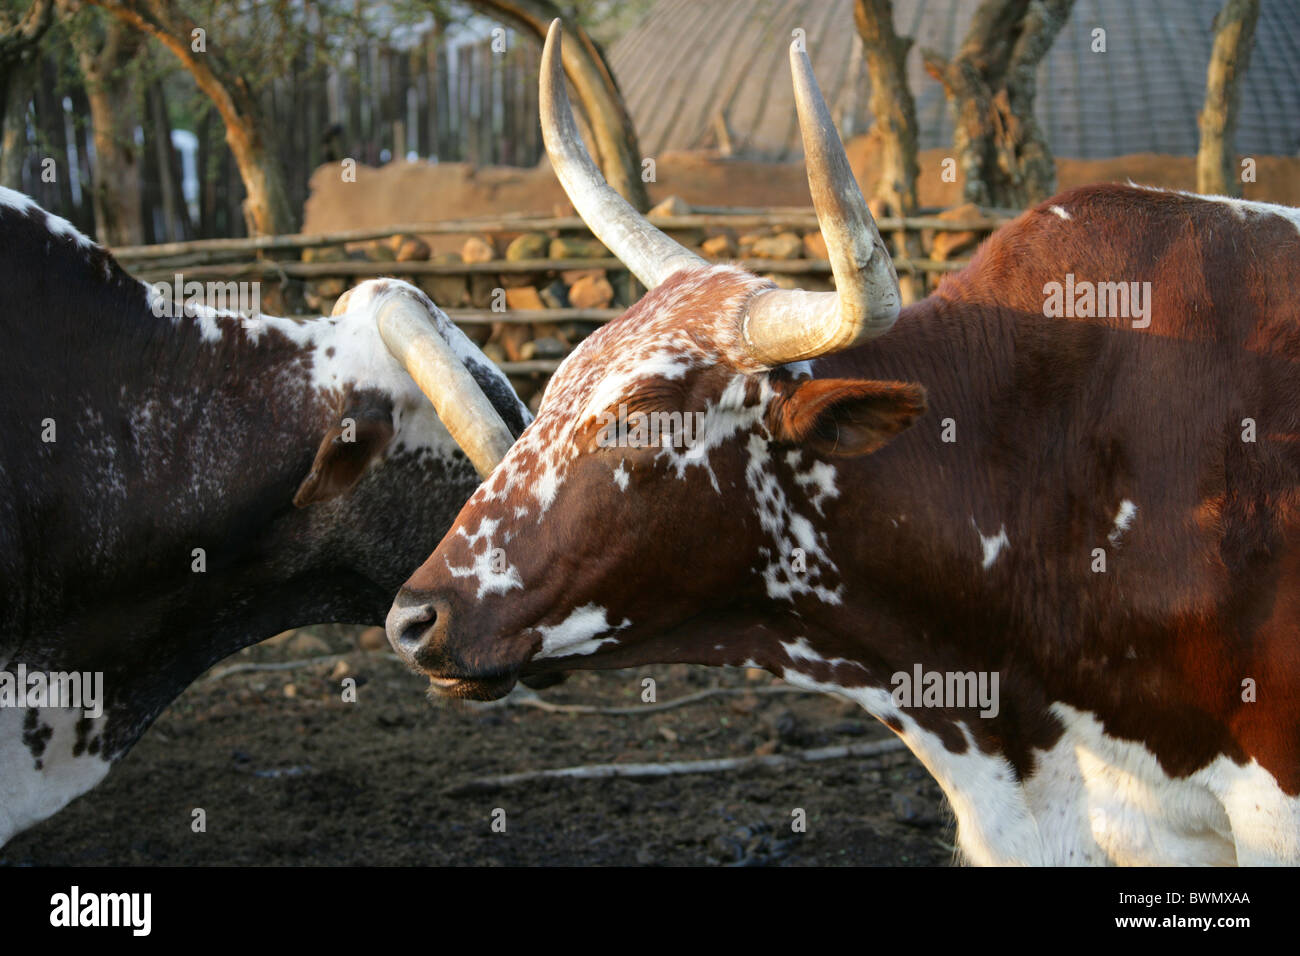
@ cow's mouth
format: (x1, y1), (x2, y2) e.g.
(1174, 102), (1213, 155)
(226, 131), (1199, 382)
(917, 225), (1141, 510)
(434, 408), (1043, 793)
(406, 621), (570, 701)
(425, 670), (519, 701)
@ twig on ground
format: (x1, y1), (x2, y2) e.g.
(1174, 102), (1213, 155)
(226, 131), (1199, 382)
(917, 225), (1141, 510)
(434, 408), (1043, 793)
(205, 658), (817, 722)
(445, 738), (907, 796)
(494, 682), (811, 716)
(202, 651), (400, 682)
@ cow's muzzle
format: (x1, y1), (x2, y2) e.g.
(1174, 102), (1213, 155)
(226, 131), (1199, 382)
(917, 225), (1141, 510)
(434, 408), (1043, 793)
(385, 588), (521, 700)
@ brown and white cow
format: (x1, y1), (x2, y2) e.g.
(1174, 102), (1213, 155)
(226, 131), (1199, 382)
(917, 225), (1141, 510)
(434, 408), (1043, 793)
(387, 22), (1300, 865)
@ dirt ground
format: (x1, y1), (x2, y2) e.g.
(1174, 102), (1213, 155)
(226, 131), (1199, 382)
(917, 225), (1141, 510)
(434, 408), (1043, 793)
(2, 626), (954, 867)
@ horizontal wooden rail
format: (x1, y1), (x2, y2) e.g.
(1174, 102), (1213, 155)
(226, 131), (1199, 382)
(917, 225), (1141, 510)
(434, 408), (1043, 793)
(113, 210), (1015, 263)
(282, 309), (617, 326)
(134, 257), (617, 281)
(444, 308), (621, 325)
(498, 359), (565, 374)
(133, 254), (967, 284)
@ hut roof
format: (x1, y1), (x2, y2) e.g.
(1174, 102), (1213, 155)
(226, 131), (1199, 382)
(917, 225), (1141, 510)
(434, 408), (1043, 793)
(607, 0), (1300, 160)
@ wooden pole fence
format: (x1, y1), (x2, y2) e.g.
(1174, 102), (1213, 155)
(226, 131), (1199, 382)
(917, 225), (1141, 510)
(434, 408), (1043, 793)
(133, 255), (966, 284)
(113, 210), (1014, 263)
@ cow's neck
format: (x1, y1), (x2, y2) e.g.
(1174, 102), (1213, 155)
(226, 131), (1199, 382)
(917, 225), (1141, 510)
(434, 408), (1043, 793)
(812, 292), (1037, 643)
(786, 297), (1139, 863)
(1, 290), (384, 749)
(14, 295), (332, 609)
(786, 287), (1291, 865)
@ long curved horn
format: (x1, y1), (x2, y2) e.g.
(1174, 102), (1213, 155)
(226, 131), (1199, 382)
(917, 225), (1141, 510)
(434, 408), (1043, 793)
(741, 42), (901, 366)
(540, 19), (704, 289)
(374, 290), (514, 479)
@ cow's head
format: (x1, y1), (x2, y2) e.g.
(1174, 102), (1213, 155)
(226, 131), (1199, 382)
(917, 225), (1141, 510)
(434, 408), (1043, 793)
(315, 277), (522, 493)
(386, 22), (925, 699)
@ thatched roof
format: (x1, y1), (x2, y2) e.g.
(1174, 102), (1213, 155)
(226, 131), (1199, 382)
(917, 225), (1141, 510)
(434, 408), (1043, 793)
(607, 0), (1300, 160)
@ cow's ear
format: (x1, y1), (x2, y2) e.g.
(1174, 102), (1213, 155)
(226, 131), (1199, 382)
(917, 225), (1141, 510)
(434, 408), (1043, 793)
(293, 395), (395, 507)
(768, 378), (926, 457)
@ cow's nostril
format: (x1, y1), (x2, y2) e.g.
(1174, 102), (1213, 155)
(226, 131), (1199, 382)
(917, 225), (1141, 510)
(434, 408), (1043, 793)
(397, 613), (433, 648)
(385, 590), (443, 663)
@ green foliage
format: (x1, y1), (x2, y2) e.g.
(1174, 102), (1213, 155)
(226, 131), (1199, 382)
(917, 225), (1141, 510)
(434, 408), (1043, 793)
(563, 0), (656, 45)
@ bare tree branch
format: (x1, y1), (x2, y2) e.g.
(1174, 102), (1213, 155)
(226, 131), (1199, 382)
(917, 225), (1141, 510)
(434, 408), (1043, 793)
(0, 0), (56, 188)
(86, 0), (296, 235)
(854, 0), (925, 302)
(922, 0), (1074, 207)
(468, 0), (652, 212)
(68, 4), (146, 243)
(0, 0), (54, 61)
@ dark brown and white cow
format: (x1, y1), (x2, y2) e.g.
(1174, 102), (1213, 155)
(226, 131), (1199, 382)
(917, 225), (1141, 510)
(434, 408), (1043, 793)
(386, 22), (1300, 866)
(0, 187), (524, 845)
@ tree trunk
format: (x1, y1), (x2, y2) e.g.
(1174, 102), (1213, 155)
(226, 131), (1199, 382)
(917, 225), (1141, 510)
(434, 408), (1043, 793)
(0, 0), (55, 189)
(1197, 0), (1259, 197)
(32, 53), (73, 210)
(922, 0), (1074, 208)
(147, 79), (191, 240)
(87, 0), (296, 236)
(854, 0), (924, 303)
(67, 83), (97, 233)
(75, 16), (145, 245)
(469, 0), (652, 212)
(0, 56), (34, 189)
(197, 104), (213, 237)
